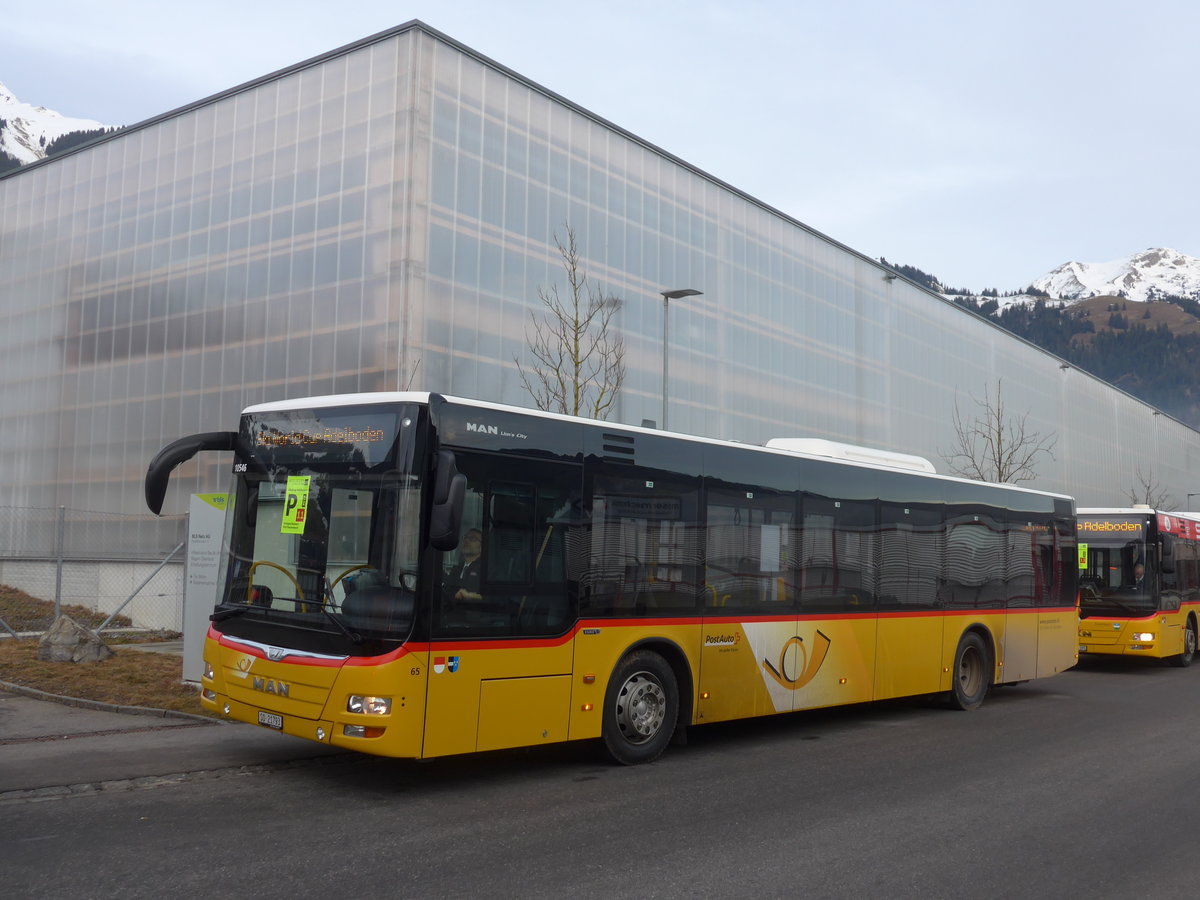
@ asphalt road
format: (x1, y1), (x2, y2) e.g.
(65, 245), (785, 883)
(4, 655), (1200, 899)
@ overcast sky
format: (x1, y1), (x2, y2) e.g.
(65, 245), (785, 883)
(4, 0), (1196, 292)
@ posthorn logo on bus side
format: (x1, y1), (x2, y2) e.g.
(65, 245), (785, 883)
(762, 632), (833, 690)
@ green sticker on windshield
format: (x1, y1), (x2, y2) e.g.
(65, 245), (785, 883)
(1078, 543), (1088, 570)
(281, 476), (311, 534)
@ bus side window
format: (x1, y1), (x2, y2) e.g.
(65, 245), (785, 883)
(433, 452), (581, 638)
(585, 472), (702, 616)
(704, 486), (796, 613)
(878, 504), (942, 611)
(800, 498), (876, 612)
(487, 487), (534, 583)
(945, 514), (1007, 609)
(1179, 538), (1199, 598)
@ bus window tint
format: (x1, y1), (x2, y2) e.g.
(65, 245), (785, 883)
(1170, 536), (1200, 602)
(946, 513), (1007, 609)
(435, 454), (580, 637)
(800, 498), (876, 612)
(1005, 519), (1040, 608)
(878, 504), (943, 610)
(1032, 523), (1056, 607)
(585, 473), (702, 615)
(487, 485), (535, 584)
(704, 485), (797, 613)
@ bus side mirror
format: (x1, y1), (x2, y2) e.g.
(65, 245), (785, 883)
(145, 431), (238, 515)
(1161, 534), (1175, 574)
(430, 451), (466, 551)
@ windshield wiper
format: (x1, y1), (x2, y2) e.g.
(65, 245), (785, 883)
(319, 585), (363, 644)
(211, 606), (250, 622)
(322, 608), (363, 644)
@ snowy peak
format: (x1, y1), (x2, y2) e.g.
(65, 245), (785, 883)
(1032, 248), (1200, 303)
(0, 80), (105, 165)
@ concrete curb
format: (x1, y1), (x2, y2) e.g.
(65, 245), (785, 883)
(0, 679), (225, 724)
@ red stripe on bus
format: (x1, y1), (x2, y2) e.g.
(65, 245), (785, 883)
(214, 602), (1083, 664)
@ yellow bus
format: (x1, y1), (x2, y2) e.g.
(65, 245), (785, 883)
(1077, 507), (1200, 666)
(146, 393), (1079, 764)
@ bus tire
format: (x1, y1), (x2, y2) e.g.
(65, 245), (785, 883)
(1168, 617), (1197, 668)
(602, 650), (678, 765)
(947, 631), (990, 710)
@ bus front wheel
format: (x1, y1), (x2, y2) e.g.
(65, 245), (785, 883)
(1168, 618), (1197, 668)
(948, 631), (990, 710)
(602, 650), (679, 765)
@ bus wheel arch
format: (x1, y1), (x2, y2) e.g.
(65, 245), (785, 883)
(947, 627), (992, 710)
(618, 637), (694, 724)
(601, 643), (688, 765)
(1168, 615), (1197, 668)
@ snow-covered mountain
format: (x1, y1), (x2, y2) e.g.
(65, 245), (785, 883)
(1031, 248), (1200, 304)
(0, 81), (105, 165)
(942, 248), (1200, 314)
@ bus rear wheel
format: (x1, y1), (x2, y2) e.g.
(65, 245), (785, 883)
(948, 631), (990, 710)
(602, 650), (679, 765)
(1168, 618), (1197, 668)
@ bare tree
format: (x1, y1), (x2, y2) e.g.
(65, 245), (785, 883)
(516, 226), (625, 419)
(941, 379), (1057, 484)
(1126, 467), (1174, 510)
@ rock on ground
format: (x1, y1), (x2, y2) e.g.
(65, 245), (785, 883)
(36, 615), (115, 663)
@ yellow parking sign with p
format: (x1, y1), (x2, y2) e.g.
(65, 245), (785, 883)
(281, 475), (311, 534)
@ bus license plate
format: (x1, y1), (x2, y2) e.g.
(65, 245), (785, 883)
(258, 711), (283, 730)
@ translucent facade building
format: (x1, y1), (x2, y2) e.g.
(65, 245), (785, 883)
(2, 19), (1199, 564)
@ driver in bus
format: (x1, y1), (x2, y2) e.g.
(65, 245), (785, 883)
(1131, 562), (1145, 590)
(444, 527), (484, 605)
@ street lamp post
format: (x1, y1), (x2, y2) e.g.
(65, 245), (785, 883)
(660, 288), (702, 431)
(1187, 493), (1200, 511)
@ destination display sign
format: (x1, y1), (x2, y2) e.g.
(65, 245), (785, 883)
(240, 405), (405, 468)
(255, 426), (387, 448)
(1077, 517), (1146, 540)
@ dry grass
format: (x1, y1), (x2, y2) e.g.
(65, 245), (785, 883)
(0, 583), (133, 632)
(0, 583), (218, 718)
(0, 639), (217, 717)
(1070, 295), (1200, 341)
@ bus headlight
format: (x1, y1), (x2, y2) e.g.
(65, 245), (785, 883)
(1131, 632), (1155, 642)
(203, 661), (215, 680)
(347, 695), (392, 715)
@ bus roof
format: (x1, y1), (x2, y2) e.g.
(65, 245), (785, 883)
(242, 391), (433, 413)
(241, 391), (1072, 500)
(764, 438), (936, 473)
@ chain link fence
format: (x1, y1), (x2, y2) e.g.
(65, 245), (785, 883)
(0, 506), (188, 639)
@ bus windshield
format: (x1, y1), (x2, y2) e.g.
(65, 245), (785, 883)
(214, 403), (425, 645)
(1078, 517), (1155, 615)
